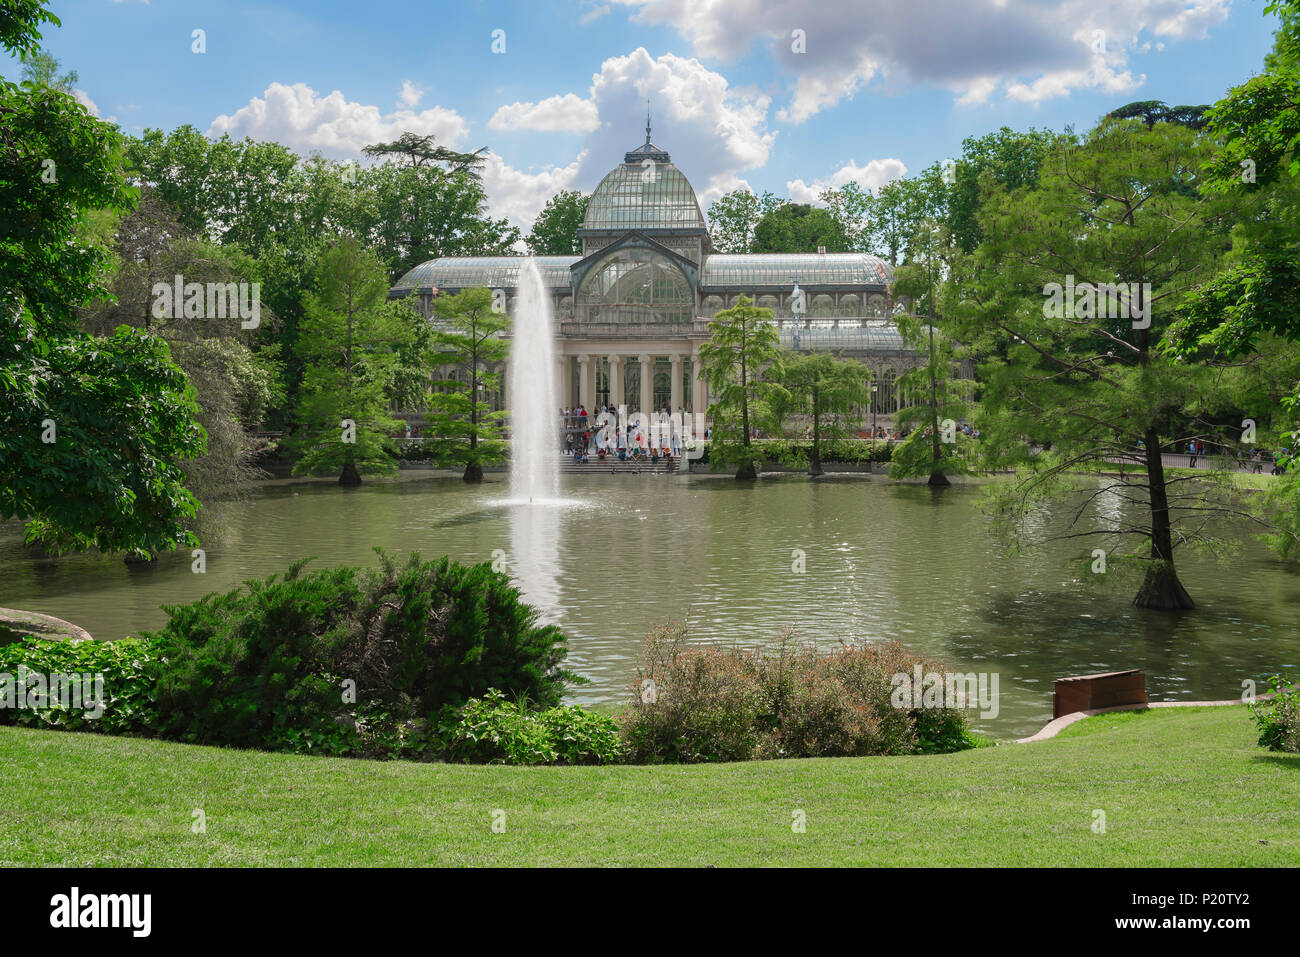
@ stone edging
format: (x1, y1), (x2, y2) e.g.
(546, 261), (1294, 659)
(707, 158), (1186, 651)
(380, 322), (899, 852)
(1016, 698), (1255, 744)
(0, 607), (94, 643)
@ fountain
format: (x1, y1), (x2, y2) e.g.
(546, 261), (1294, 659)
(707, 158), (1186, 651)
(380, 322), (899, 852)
(508, 257), (560, 503)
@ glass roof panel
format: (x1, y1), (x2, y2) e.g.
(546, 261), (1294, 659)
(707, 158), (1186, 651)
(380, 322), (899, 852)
(391, 256), (579, 293)
(701, 253), (893, 287)
(582, 163), (707, 230)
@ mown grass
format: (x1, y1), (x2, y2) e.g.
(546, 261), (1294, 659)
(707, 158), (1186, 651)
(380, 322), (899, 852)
(1, 705), (1294, 867)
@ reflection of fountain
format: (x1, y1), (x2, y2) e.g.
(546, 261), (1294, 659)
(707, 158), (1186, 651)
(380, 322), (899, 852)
(509, 501), (561, 625)
(508, 258), (559, 502)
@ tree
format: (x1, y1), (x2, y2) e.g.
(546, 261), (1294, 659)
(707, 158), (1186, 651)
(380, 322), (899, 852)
(752, 202), (848, 253)
(360, 161), (520, 281)
(777, 351), (869, 476)
(698, 296), (786, 480)
(19, 46), (76, 92)
(946, 127), (1061, 253)
(426, 287), (509, 482)
(1170, 1), (1300, 359)
(1, 3), (207, 555)
(707, 188), (783, 253)
(78, 197), (284, 540)
(288, 237), (403, 485)
(1107, 100), (1211, 130)
(956, 118), (1275, 610)
(889, 227), (975, 487)
(865, 177), (932, 265)
(527, 190), (587, 255)
(361, 131), (489, 179)
(820, 181), (876, 252)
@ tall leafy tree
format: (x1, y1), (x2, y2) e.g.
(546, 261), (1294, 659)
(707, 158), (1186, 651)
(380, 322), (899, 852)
(526, 190), (588, 255)
(776, 351), (869, 476)
(1, 3), (206, 555)
(698, 296), (786, 480)
(752, 202), (848, 253)
(425, 287), (509, 482)
(955, 118), (1280, 610)
(707, 188), (783, 253)
(889, 226), (975, 487)
(819, 181), (876, 252)
(289, 237), (403, 485)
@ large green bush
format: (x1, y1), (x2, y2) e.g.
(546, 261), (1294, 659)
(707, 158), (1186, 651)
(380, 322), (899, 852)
(0, 636), (157, 735)
(146, 551), (579, 753)
(619, 626), (973, 763)
(1251, 675), (1300, 753)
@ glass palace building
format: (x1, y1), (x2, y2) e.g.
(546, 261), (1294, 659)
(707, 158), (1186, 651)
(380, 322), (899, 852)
(389, 128), (921, 417)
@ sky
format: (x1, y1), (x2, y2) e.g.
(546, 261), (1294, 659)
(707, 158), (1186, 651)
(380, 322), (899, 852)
(3, 0), (1284, 234)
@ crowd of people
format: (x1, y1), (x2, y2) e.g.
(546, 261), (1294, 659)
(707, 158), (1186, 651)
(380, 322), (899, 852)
(559, 405), (688, 466)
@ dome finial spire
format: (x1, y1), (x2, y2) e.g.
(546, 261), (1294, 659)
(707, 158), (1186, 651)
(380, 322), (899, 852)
(646, 100), (652, 144)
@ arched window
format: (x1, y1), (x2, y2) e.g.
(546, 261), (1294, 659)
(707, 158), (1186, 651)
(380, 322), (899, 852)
(810, 294), (834, 317)
(836, 294), (859, 317)
(577, 248), (693, 324)
(756, 294), (779, 314)
(702, 295), (725, 317)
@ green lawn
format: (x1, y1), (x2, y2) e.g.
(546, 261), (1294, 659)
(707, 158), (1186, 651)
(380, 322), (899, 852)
(1, 706), (1295, 866)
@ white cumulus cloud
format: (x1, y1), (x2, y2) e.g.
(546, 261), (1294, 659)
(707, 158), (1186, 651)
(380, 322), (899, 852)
(786, 157), (908, 204)
(489, 93), (601, 133)
(206, 82), (468, 159)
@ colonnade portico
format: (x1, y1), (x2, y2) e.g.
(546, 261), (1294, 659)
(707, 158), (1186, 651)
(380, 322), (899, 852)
(556, 347), (707, 416)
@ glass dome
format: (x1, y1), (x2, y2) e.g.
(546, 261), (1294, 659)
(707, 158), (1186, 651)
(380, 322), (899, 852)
(582, 162), (707, 231)
(575, 248), (693, 324)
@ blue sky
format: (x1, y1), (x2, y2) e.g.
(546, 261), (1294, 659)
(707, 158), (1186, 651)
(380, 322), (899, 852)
(5, 0), (1283, 231)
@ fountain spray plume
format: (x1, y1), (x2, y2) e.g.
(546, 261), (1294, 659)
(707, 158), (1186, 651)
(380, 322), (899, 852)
(508, 257), (560, 502)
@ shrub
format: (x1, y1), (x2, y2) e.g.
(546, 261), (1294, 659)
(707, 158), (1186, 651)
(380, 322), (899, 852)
(438, 690), (624, 765)
(1251, 674), (1300, 753)
(697, 438), (893, 468)
(0, 636), (158, 735)
(146, 551), (580, 754)
(619, 625), (974, 763)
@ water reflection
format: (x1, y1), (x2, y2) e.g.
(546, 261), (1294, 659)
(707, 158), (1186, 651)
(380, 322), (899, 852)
(507, 502), (562, 625)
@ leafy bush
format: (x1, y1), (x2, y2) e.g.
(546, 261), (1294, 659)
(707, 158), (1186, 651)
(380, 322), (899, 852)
(1251, 674), (1300, 753)
(146, 550), (580, 754)
(0, 636), (158, 735)
(694, 438), (893, 467)
(438, 690), (624, 765)
(619, 625), (973, 763)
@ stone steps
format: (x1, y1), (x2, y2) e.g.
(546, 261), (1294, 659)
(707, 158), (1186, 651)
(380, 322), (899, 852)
(559, 459), (678, 474)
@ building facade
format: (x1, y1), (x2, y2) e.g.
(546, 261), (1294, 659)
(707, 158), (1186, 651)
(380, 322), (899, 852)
(389, 127), (922, 418)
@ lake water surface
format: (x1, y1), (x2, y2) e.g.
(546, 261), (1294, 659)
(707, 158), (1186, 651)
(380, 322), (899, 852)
(3, 471), (1298, 738)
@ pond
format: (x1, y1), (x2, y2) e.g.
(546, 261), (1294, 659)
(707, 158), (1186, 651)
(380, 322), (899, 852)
(3, 470), (1298, 738)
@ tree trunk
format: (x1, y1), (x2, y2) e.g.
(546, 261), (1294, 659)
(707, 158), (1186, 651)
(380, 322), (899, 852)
(810, 398), (822, 477)
(927, 320), (948, 489)
(1133, 428), (1194, 610)
(735, 461), (758, 481)
(339, 462), (362, 486)
(463, 462), (484, 482)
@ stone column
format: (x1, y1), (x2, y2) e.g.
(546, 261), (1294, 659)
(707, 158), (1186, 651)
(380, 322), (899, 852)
(639, 354), (652, 414)
(556, 356), (568, 410)
(607, 354), (622, 410)
(578, 355), (592, 410)
(690, 349), (706, 416)
(670, 354), (683, 413)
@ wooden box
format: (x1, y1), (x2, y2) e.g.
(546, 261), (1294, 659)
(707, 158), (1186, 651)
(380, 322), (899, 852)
(1054, 669), (1147, 718)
